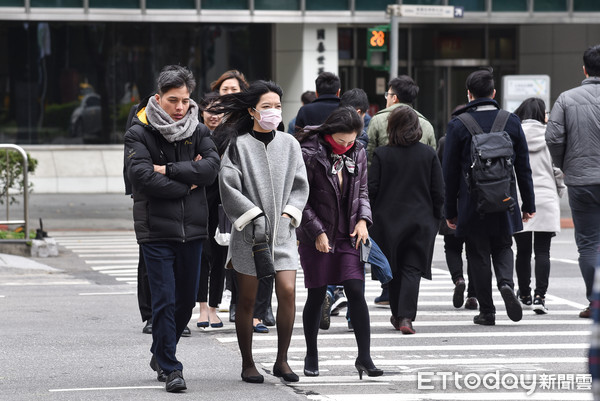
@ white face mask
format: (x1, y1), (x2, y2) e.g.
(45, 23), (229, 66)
(255, 108), (282, 131)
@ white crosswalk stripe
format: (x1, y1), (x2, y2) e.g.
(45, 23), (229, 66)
(53, 231), (592, 399)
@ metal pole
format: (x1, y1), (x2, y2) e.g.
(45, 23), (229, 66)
(387, 5), (400, 80)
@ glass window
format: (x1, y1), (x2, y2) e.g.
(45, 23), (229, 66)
(0, 0), (23, 5)
(449, 0), (486, 11)
(355, 0), (389, 11)
(573, 0), (600, 11)
(534, 0), (567, 11)
(403, 0), (444, 4)
(255, 0), (299, 10)
(492, 0), (527, 11)
(202, 0), (246, 10)
(89, 0), (138, 8)
(146, 0), (195, 9)
(306, 0), (347, 11)
(0, 22), (271, 145)
(31, 0), (82, 6)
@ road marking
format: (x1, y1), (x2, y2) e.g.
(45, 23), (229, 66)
(79, 291), (135, 296)
(49, 385), (162, 392)
(217, 330), (592, 343)
(79, 253), (139, 257)
(550, 257), (579, 265)
(0, 280), (91, 286)
(285, 357), (588, 366)
(84, 259), (138, 264)
(91, 265), (137, 270)
(307, 393), (591, 400)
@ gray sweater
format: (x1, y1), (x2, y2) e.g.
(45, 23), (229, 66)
(219, 131), (309, 275)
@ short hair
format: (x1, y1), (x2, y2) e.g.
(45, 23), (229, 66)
(514, 97), (546, 124)
(301, 91), (317, 104)
(466, 68), (495, 99)
(315, 72), (341, 95)
(387, 106), (422, 147)
(157, 65), (196, 95)
(210, 70), (249, 92)
(388, 76), (419, 104)
(340, 88), (369, 113)
(583, 45), (600, 77)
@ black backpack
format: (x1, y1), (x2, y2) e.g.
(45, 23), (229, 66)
(457, 110), (515, 214)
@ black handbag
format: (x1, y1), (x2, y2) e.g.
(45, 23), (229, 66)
(359, 238), (372, 264)
(252, 215), (275, 279)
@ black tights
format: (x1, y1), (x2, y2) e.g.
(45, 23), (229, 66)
(303, 279), (374, 369)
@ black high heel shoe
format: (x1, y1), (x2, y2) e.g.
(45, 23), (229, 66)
(354, 358), (383, 380)
(273, 364), (299, 382)
(303, 356), (319, 377)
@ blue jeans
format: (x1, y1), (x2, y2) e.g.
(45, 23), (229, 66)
(142, 240), (203, 374)
(568, 185), (600, 302)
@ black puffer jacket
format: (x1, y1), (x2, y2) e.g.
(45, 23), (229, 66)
(124, 98), (220, 243)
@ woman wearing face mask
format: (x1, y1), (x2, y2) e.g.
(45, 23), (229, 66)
(215, 80), (309, 384)
(295, 107), (383, 380)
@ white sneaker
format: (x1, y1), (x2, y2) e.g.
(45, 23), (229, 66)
(218, 290), (231, 312)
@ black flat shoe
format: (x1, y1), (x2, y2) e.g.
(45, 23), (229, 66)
(149, 355), (167, 382)
(273, 364), (299, 382)
(241, 368), (264, 384)
(303, 356), (319, 377)
(142, 320), (153, 334)
(355, 358), (383, 380)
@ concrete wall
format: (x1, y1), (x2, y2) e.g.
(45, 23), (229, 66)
(23, 145), (124, 194)
(518, 24), (600, 104)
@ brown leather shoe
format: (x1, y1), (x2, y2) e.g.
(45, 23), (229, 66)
(464, 297), (478, 310)
(579, 306), (592, 318)
(399, 318), (415, 335)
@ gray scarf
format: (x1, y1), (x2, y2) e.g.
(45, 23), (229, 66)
(145, 96), (199, 143)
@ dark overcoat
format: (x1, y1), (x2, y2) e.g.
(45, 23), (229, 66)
(368, 142), (444, 279)
(442, 98), (536, 237)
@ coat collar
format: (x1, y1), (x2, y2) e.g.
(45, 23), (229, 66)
(452, 98), (500, 117)
(583, 77), (600, 85)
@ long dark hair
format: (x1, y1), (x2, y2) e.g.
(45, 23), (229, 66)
(210, 80), (283, 162)
(387, 106), (422, 147)
(296, 106), (363, 153)
(514, 97), (546, 124)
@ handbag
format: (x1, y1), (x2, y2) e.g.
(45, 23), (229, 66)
(252, 215), (275, 279)
(214, 204), (232, 246)
(359, 238), (372, 263)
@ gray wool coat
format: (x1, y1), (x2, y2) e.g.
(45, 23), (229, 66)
(219, 131), (309, 276)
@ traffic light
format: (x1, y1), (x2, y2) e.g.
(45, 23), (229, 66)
(367, 25), (389, 70)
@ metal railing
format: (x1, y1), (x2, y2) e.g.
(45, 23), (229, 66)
(0, 144), (29, 242)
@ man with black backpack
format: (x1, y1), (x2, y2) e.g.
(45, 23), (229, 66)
(442, 68), (536, 326)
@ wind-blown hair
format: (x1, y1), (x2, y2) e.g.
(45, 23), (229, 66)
(387, 106), (422, 147)
(296, 106), (363, 153)
(210, 80), (283, 162)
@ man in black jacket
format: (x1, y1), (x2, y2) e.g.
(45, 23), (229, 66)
(443, 69), (535, 326)
(294, 71), (341, 131)
(124, 65), (220, 392)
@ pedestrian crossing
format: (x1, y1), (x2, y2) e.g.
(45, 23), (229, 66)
(51, 231), (593, 399)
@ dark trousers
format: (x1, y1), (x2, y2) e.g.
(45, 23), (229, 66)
(389, 264), (422, 321)
(444, 234), (476, 298)
(514, 231), (553, 298)
(568, 185), (600, 302)
(142, 240), (203, 374)
(197, 238), (227, 308)
(137, 246), (152, 322)
(465, 229), (514, 314)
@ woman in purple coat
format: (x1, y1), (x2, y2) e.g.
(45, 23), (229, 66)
(296, 107), (383, 380)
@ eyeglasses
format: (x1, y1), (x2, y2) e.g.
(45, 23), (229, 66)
(384, 91), (395, 99)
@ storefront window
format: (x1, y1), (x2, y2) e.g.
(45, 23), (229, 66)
(146, 0), (195, 9)
(306, 0), (347, 11)
(31, 0), (82, 6)
(534, 0), (567, 11)
(449, 0), (486, 12)
(255, 0), (299, 10)
(573, 0), (600, 11)
(492, 0), (527, 11)
(89, 0), (138, 8)
(355, 0), (389, 11)
(202, 0), (247, 10)
(0, 22), (271, 145)
(0, 0), (23, 5)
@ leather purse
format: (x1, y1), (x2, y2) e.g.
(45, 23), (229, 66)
(359, 237), (372, 263)
(252, 215), (275, 279)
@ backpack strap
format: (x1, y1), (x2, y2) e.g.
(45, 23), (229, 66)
(491, 109), (510, 133)
(456, 112), (483, 136)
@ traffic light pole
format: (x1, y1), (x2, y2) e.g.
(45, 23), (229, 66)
(387, 4), (401, 80)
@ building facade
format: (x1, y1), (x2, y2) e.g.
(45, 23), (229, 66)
(1, 0), (598, 191)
